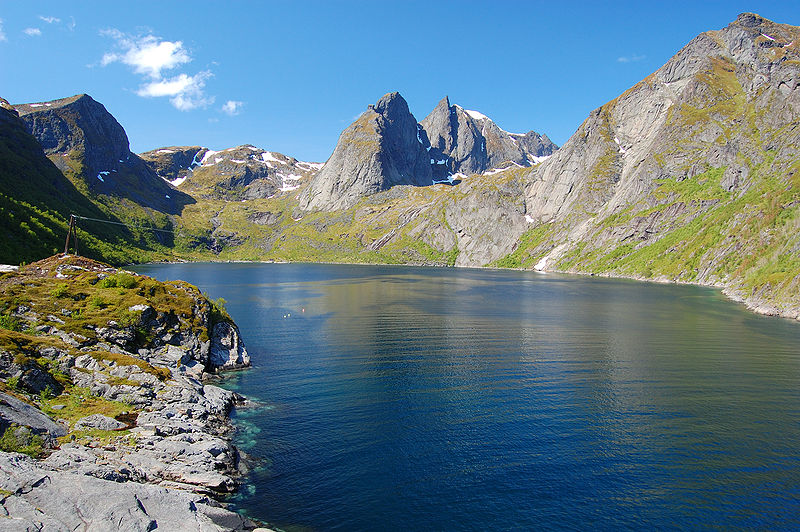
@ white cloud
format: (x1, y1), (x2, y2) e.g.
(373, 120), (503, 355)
(0, 19), (6, 42)
(137, 71), (214, 111)
(68, 17), (76, 31)
(100, 29), (214, 112)
(617, 54), (646, 63)
(24, 28), (42, 37)
(221, 100), (244, 116)
(101, 29), (191, 79)
(39, 16), (61, 24)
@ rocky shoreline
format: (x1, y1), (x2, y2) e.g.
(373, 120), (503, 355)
(0, 255), (271, 531)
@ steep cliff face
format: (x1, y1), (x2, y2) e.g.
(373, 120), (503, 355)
(421, 96), (557, 178)
(299, 92), (433, 211)
(505, 13), (800, 317)
(15, 94), (192, 215)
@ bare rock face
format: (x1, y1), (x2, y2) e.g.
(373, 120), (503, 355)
(0, 452), (257, 531)
(0, 392), (67, 441)
(14, 94), (193, 214)
(299, 92), (433, 211)
(420, 96), (557, 178)
(209, 322), (250, 370)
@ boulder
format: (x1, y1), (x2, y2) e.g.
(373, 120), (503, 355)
(74, 413), (126, 431)
(0, 391), (66, 439)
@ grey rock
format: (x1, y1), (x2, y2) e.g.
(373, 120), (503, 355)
(0, 451), (255, 531)
(74, 413), (127, 431)
(0, 391), (66, 439)
(209, 322), (250, 370)
(299, 92), (433, 211)
(420, 96), (557, 177)
(14, 94), (193, 215)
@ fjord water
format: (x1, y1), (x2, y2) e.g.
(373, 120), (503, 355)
(133, 263), (800, 530)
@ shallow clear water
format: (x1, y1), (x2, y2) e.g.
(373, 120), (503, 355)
(132, 262), (800, 530)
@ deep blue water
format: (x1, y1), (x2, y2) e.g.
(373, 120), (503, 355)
(132, 262), (800, 531)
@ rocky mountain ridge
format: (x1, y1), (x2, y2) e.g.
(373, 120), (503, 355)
(509, 12), (800, 318)
(298, 91), (558, 211)
(421, 96), (557, 180)
(141, 144), (321, 201)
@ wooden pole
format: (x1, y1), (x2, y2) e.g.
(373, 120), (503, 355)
(63, 215), (75, 255)
(72, 217), (79, 256)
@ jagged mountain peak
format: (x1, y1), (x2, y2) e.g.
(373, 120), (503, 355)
(299, 91), (432, 211)
(421, 97), (557, 177)
(372, 91), (408, 115)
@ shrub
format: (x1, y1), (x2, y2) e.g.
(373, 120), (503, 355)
(0, 314), (21, 332)
(0, 425), (45, 458)
(50, 283), (68, 298)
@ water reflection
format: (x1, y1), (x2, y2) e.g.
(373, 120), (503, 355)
(132, 263), (800, 530)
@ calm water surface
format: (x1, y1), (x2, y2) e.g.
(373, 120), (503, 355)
(132, 263), (800, 530)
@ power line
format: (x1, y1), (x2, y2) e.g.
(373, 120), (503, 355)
(72, 214), (176, 234)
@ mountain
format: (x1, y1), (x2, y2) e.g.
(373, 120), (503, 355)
(141, 145), (320, 201)
(299, 92), (433, 211)
(500, 12), (800, 317)
(0, 97), (149, 264)
(15, 94), (192, 215)
(299, 92), (557, 211)
(138, 146), (207, 185)
(421, 96), (557, 180)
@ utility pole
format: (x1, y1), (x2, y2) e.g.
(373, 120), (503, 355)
(63, 214), (78, 256)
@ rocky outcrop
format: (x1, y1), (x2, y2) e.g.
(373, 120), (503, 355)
(14, 94), (193, 214)
(420, 96), (557, 178)
(0, 392), (67, 442)
(299, 92), (433, 211)
(0, 255), (259, 529)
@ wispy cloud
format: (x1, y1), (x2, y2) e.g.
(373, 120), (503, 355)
(39, 15), (61, 24)
(138, 71), (214, 110)
(617, 54), (646, 63)
(100, 29), (213, 111)
(68, 16), (76, 31)
(24, 28), (42, 37)
(0, 19), (7, 42)
(221, 100), (244, 116)
(101, 30), (191, 79)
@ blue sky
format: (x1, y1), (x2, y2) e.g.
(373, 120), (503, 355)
(2, 1), (799, 162)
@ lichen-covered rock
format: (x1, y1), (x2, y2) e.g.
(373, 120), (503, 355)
(0, 392), (66, 440)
